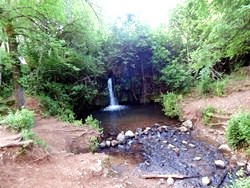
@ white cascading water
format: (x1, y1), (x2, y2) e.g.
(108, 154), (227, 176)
(103, 78), (127, 111)
(108, 78), (118, 106)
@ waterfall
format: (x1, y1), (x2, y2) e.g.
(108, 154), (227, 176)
(108, 78), (118, 106)
(103, 78), (127, 111)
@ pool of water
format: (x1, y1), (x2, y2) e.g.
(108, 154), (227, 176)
(93, 104), (179, 137)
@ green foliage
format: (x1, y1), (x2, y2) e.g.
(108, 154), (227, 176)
(226, 112), (250, 148)
(0, 109), (46, 147)
(84, 115), (103, 132)
(214, 79), (228, 96)
(161, 62), (194, 92)
(89, 136), (99, 153)
(227, 176), (250, 188)
(39, 94), (75, 123)
(202, 106), (216, 125)
(0, 109), (35, 132)
(162, 93), (181, 118)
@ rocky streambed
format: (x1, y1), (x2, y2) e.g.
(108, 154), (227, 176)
(99, 120), (250, 187)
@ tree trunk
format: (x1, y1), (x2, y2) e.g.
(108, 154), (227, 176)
(6, 23), (25, 109)
(140, 61), (146, 104)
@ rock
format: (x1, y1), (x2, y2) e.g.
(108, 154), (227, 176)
(111, 140), (119, 147)
(179, 126), (188, 132)
(194, 157), (202, 161)
(166, 177), (174, 186)
(117, 132), (126, 143)
(168, 144), (175, 149)
(215, 160), (225, 168)
(105, 140), (111, 147)
(237, 161), (247, 167)
(182, 140), (188, 145)
(135, 128), (142, 133)
(117, 144), (125, 150)
(162, 140), (168, 144)
(218, 144), (231, 153)
(125, 130), (135, 138)
(157, 178), (165, 185)
(182, 120), (193, 129)
(247, 162), (250, 172)
(201, 177), (211, 186)
(188, 143), (196, 148)
(99, 141), (106, 148)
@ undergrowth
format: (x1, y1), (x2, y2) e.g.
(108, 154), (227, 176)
(84, 115), (103, 132)
(0, 109), (47, 147)
(226, 112), (250, 153)
(162, 92), (182, 118)
(202, 106), (216, 125)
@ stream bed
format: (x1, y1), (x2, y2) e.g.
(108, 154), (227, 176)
(94, 105), (248, 187)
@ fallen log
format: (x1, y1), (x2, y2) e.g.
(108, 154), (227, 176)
(0, 134), (22, 142)
(0, 140), (33, 148)
(140, 174), (198, 179)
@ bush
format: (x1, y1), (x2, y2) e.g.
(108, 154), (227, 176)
(161, 62), (194, 92)
(228, 176), (250, 188)
(0, 109), (35, 132)
(39, 94), (75, 122)
(162, 92), (181, 118)
(197, 76), (214, 95)
(226, 112), (250, 148)
(202, 106), (216, 125)
(214, 79), (227, 96)
(85, 115), (103, 132)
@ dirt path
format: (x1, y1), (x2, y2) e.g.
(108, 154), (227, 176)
(0, 116), (161, 188)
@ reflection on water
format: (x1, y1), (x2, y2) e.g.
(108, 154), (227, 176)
(93, 104), (178, 136)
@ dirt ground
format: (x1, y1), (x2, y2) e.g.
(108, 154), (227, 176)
(1, 70), (250, 188)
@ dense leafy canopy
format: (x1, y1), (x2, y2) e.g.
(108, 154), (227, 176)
(0, 0), (249, 119)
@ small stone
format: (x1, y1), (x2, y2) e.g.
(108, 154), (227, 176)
(136, 128), (142, 133)
(188, 143), (196, 148)
(173, 148), (180, 155)
(179, 126), (188, 132)
(168, 144), (175, 149)
(237, 161), (247, 167)
(201, 177), (211, 186)
(99, 141), (106, 148)
(157, 178), (165, 185)
(182, 140), (188, 145)
(193, 157), (202, 161)
(218, 144), (232, 153)
(125, 130), (135, 138)
(166, 177), (174, 186)
(162, 140), (168, 144)
(215, 160), (225, 168)
(182, 120), (193, 129)
(117, 131), (126, 143)
(173, 138), (177, 142)
(145, 161), (150, 166)
(105, 140), (111, 147)
(111, 140), (119, 147)
(247, 162), (250, 172)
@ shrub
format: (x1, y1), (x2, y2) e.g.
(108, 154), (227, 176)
(226, 112), (250, 148)
(0, 109), (35, 132)
(197, 76), (214, 95)
(161, 62), (194, 92)
(214, 79), (227, 96)
(85, 115), (103, 132)
(227, 176), (250, 188)
(162, 92), (181, 118)
(39, 94), (75, 122)
(89, 136), (99, 153)
(202, 106), (216, 125)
